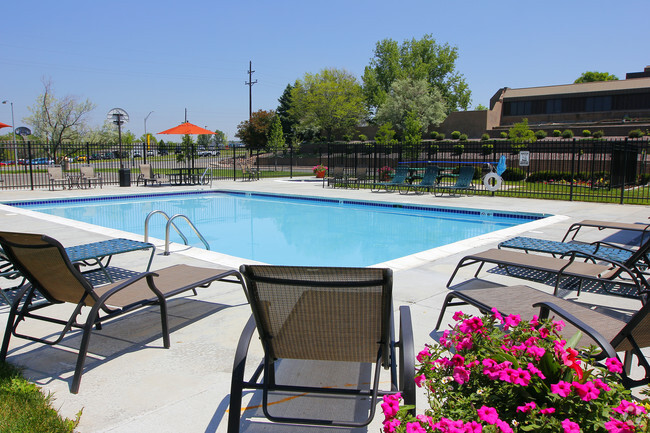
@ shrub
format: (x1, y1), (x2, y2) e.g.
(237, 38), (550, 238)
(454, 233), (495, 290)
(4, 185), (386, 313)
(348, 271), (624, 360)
(592, 130), (604, 138)
(629, 129), (644, 138)
(501, 167), (526, 181)
(451, 130), (461, 139)
(452, 144), (465, 155)
(357, 134), (367, 142)
(481, 143), (493, 156)
(638, 173), (650, 185)
(534, 130), (547, 139)
(553, 129), (562, 137)
(429, 144), (439, 153)
(481, 133), (490, 141)
(436, 133), (445, 141)
(582, 129), (591, 137)
(382, 311), (649, 433)
(499, 132), (508, 139)
(430, 131), (439, 139)
(510, 143), (527, 154)
(459, 133), (468, 141)
(562, 129), (574, 139)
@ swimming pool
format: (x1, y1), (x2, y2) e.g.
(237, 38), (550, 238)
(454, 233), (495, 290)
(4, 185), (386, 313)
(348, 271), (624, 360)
(7, 191), (548, 267)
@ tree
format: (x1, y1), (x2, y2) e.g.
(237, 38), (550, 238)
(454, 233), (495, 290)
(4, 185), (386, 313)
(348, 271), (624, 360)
(24, 78), (96, 161)
(508, 118), (536, 145)
(212, 129), (227, 147)
(402, 111), (423, 160)
(363, 35), (471, 115)
(374, 78), (446, 137)
(475, 104), (488, 111)
(176, 134), (196, 164)
(276, 84), (297, 140)
(197, 134), (211, 149)
(574, 71), (619, 83)
(266, 115), (286, 171)
(289, 68), (367, 142)
(235, 109), (275, 152)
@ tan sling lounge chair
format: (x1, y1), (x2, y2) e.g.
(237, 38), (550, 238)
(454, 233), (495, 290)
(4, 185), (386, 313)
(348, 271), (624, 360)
(47, 165), (68, 190)
(137, 164), (170, 186)
(0, 231), (243, 393)
(435, 284), (650, 389)
(562, 219), (650, 245)
(80, 164), (102, 188)
(228, 265), (414, 431)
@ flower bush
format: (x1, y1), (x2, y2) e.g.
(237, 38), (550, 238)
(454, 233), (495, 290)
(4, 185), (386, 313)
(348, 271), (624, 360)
(312, 164), (327, 174)
(382, 311), (649, 432)
(379, 166), (394, 181)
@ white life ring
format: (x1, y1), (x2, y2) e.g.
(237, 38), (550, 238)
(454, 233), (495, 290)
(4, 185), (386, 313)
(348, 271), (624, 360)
(483, 172), (502, 191)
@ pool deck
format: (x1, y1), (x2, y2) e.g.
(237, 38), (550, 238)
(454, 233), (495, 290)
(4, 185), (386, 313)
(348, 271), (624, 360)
(0, 179), (648, 432)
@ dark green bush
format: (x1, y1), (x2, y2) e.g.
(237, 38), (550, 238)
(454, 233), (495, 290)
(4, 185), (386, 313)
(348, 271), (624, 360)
(451, 131), (461, 139)
(436, 133), (445, 141)
(534, 130), (547, 139)
(430, 131), (439, 139)
(629, 129), (644, 138)
(582, 129), (591, 137)
(562, 129), (574, 139)
(430, 144), (439, 153)
(499, 132), (508, 139)
(553, 130), (562, 137)
(592, 130), (604, 138)
(637, 173), (650, 185)
(459, 133), (468, 141)
(481, 133), (490, 141)
(452, 144), (464, 155)
(501, 167), (526, 181)
(481, 143), (493, 156)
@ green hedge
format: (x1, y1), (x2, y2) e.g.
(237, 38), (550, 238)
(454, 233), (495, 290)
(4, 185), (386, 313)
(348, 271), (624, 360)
(525, 170), (609, 183)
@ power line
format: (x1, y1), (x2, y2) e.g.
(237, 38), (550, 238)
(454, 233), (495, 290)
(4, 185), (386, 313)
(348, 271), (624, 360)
(245, 60), (257, 120)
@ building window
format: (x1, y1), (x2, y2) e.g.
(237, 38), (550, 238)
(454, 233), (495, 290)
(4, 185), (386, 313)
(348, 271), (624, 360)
(585, 96), (612, 112)
(546, 99), (562, 114)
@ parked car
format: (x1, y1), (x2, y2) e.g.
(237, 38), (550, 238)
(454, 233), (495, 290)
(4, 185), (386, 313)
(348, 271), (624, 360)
(146, 150), (155, 156)
(132, 151), (142, 158)
(198, 149), (220, 157)
(158, 150), (168, 156)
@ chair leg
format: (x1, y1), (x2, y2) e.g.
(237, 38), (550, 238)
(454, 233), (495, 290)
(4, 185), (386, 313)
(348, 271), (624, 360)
(228, 316), (257, 433)
(398, 306), (415, 416)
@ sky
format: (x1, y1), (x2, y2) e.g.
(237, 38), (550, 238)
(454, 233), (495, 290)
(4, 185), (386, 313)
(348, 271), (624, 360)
(2, 0), (649, 142)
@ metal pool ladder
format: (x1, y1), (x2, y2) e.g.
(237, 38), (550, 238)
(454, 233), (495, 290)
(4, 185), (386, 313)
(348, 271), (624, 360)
(144, 210), (210, 255)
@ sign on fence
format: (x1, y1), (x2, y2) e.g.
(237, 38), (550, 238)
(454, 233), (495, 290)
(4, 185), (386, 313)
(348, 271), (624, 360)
(519, 151), (530, 167)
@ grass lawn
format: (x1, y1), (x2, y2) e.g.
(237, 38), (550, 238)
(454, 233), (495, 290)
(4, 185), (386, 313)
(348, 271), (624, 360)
(0, 361), (80, 433)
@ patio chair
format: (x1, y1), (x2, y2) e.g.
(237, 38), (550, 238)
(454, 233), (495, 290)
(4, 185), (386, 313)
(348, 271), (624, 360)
(434, 284), (650, 389)
(137, 164), (170, 186)
(562, 219), (650, 245)
(79, 164), (102, 189)
(228, 265), (414, 431)
(324, 167), (346, 188)
(238, 158), (259, 181)
(446, 242), (650, 302)
(401, 165), (440, 195)
(47, 165), (68, 190)
(433, 166), (475, 196)
(0, 231), (243, 394)
(369, 166), (410, 192)
(347, 171), (368, 189)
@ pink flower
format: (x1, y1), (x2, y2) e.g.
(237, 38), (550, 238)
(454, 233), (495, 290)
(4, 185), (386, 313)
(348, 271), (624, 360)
(458, 317), (484, 334)
(504, 314), (521, 329)
(406, 421), (427, 433)
(613, 399), (647, 416)
(526, 345), (546, 359)
(495, 419), (513, 433)
(451, 354), (465, 366)
(477, 406), (498, 424)
(416, 414), (433, 428)
(527, 363), (546, 379)
(553, 320), (566, 332)
(453, 366), (470, 384)
(551, 381), (572, 398)
(530, 315), (540, 327)
(516, 402), (536, 413)
(592, 378), (611, 391)
(538, 327), (550, 338)
(440, 330), (451, 348)
(383, 418), (401, 433)
(508, 368), (531, 386)
(606, 357), (623, 374)
(452, 311), (465, 321)
(491, 307), (503, 323)
(605, 417), (637, 433)
(464, 421), (483, 432)
(572, 381), (600, 402)
(540, 407), (556, 415)
(381, 393), (401, 420)
(561, 418), (580, 433)
(414, 374), (426, 387)
(417, 348), (430, 362)
(455, 335), (474, 351)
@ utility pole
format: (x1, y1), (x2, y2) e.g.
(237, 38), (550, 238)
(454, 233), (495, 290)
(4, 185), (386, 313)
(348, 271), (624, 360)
(245, 60), (257, 120)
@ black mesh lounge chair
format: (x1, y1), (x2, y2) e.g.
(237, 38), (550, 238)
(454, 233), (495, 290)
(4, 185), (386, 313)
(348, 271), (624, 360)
(562, 219), (650, 245)
(433, 166), (475, 197)
(370, 166), (410, 192)
(446, 243), (650, 302)
(0, 231), (243, 394)
(434, 284), (650, 389)
(228, 265), (415, 431)
(401, 165), (440, 195)
(137, 164), (170, 186)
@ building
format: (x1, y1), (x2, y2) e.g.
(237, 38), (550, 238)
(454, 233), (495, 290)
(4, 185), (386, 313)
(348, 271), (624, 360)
(438, 66), (650, 138)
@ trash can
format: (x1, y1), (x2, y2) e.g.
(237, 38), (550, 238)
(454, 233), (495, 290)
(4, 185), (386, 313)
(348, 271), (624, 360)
(118, 168), (131, 187)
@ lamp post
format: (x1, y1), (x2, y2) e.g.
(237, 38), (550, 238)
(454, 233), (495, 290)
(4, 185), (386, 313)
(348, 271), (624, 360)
(144, 110), (153, 145)
(2, 100), (17, 167)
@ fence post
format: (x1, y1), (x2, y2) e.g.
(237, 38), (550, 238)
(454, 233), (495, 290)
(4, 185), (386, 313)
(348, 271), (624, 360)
(27, 141), (34, 190)
(620, 138), (628, 204)
(569, 139), (576, 201)
(289, 143), (293, 178)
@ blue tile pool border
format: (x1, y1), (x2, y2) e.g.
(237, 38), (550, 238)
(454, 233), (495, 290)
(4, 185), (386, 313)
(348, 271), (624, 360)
(2, 189), (549, 221)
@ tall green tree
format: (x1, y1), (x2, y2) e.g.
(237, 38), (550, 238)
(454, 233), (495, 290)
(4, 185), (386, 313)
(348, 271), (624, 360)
(374, 78), (446, 138)
(197, 134), (211, 148)
(289, 68), (368, 142)
(235, 110), (275, 152)
(176, 134), (196, 164)
(212, 129), (227, 147)
(266, 115), (286, 171)
(508, 118), (536, 144)
(363, 34), (471, 115)
(276, 84), (297, 139)
(574, 71), (619, 83)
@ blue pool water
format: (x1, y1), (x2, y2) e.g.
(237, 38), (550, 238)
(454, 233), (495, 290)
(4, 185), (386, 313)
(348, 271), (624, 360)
(8, 191), (546, 267)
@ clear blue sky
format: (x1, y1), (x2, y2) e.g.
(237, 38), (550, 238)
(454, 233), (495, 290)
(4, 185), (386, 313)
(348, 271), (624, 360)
(2, 0), (648, 142)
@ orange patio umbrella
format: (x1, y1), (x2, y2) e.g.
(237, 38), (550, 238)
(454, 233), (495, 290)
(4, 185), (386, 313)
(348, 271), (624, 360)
(0, 122), (10, 129)
(158, 121), (215, 135)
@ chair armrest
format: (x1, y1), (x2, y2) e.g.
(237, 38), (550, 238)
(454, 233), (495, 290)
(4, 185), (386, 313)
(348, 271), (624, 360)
(532, 301), (618, 360)
(589, 241), (635, 253)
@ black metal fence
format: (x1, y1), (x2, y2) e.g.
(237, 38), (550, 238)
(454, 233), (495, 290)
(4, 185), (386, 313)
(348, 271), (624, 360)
(1, 138), (649, 205)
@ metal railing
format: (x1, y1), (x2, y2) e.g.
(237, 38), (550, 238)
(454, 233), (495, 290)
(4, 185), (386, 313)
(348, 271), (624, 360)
(144, 210), (210, 255)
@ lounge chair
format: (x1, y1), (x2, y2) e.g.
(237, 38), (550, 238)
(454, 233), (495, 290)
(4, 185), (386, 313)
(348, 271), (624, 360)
(401, 165), (440, 194)
(433, 166), (475, 196)
(325, 167), (346, 188)
(47, 165), (68, 190)
(446, 242), (650, 302)
(79, 164), (102, 188)
(370, 166), (410, 192)
(238, 158), (259, 181)
(498, 236), (647, 266)
(228, 265), (414, 430)
(0, 231), (243, 393)
(137, 164), (170, 186)
(434, 284), (650, 389)
(562, 219), (650, 245)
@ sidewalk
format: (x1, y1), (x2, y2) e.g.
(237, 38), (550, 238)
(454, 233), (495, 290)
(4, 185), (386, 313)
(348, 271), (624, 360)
(0, 179), (647, 432)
